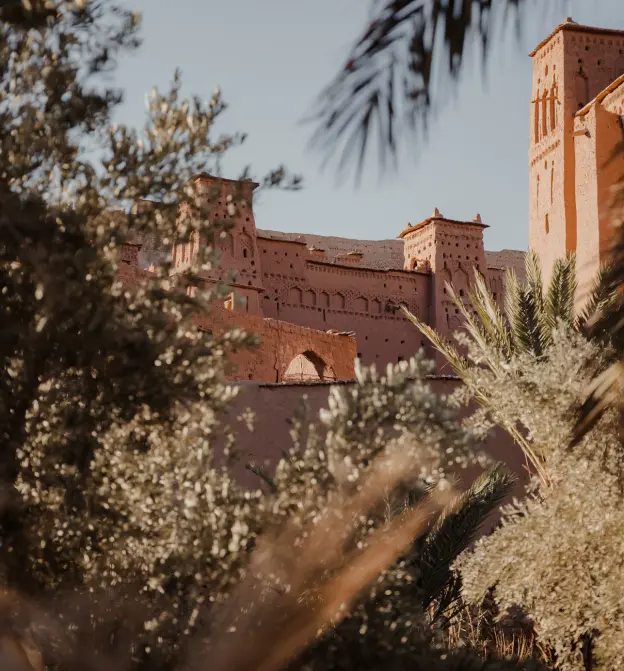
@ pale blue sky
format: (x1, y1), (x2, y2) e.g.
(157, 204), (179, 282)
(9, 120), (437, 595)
(114, 0), (624, 252)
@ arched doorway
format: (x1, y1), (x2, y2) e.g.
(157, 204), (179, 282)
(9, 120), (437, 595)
(282, 351), (337, 382)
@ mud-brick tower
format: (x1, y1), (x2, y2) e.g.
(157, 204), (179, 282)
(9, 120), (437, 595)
(399, 209), (488, 339)
(528, 18), (624, 286)
(174, 174), (265, 315)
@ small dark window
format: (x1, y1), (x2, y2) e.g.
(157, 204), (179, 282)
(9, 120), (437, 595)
(243, 248), (248, 258)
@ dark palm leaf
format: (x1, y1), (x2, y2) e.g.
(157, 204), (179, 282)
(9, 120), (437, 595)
(576, 263), (614, 335)
(543, 255), (577, 337)
(507, 251), (546, 356)
(415, 463), (517, 611)
(306, 0), (538, 179)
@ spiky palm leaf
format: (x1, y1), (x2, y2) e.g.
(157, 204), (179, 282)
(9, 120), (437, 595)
(576, 263), (613, 335)
(306, 0), (547, 180)
(415, 463), (517, 615)
(401, 251), (586, 486)
(544, 256), (577, 336)
(469, 272), (514, 364)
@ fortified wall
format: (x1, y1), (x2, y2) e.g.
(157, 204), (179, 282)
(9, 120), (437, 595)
(112, 19), (624, 512)
(161, 174), (525, 381)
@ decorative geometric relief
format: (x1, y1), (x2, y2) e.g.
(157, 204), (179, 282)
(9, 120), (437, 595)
(319, 291), (330, 308)
(371, 299), (382, 314)
(333, 292), (345, 309)
(219, 231), (234, 255)
(452, 267), (470, 291)
(303, 289), (317, 306)
(447, 315), (462, 331)
(354, 296), (369, 312)
(289, 287), (303, 304)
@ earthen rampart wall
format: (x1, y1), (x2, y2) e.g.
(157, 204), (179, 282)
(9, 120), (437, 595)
(256, 236), (432, 366)
(196, 305), (356, 383)
(223, 378), (530, 534)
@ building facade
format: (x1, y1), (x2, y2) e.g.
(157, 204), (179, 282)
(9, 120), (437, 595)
(162, 173), (524, 381)
(528, 18), (624, 295)
(126, 19), (623, 384)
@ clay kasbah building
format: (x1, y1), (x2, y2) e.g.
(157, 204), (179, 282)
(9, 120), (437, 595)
(124, 19), (624, 487)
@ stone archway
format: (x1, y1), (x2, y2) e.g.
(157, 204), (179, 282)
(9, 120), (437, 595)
(282, 351), (337, 382)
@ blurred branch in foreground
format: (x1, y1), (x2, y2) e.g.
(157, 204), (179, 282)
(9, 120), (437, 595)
(307, 0), (542, 182)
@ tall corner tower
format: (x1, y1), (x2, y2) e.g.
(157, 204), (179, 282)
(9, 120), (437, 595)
(529, 18), (624, 283)
(188, 174), (265, 314)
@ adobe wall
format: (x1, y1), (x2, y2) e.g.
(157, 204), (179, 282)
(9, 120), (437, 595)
(530, 21), (624, 285)
(257, 235), (433, 368)
(224, 378), (531, 532)
(597, 80), (624, 257)
(257, 230), (405, 270)
(485, 250), (527, 283)
(196, 305), (356, 383)
(573, 83), (624, 301)
(573, 104), (602, 300)
(529, 29), (569, 285)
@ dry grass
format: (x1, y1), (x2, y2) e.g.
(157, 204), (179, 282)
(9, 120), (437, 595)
(442, 601), (556, 669)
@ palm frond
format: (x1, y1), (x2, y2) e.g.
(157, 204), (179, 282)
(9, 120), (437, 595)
(415, 463), (517, 611)
(468, 270), (514, 363)
(402, 305), (550, 487)
(571, 362), (624, 446)
(401, 305), (469, 376)
(445, 281), (508, 376)
(576, 262), (613, 334)
(305, 0), (535, 180)
(505, 251), (546, 356)
(544, 255), (577, 335)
